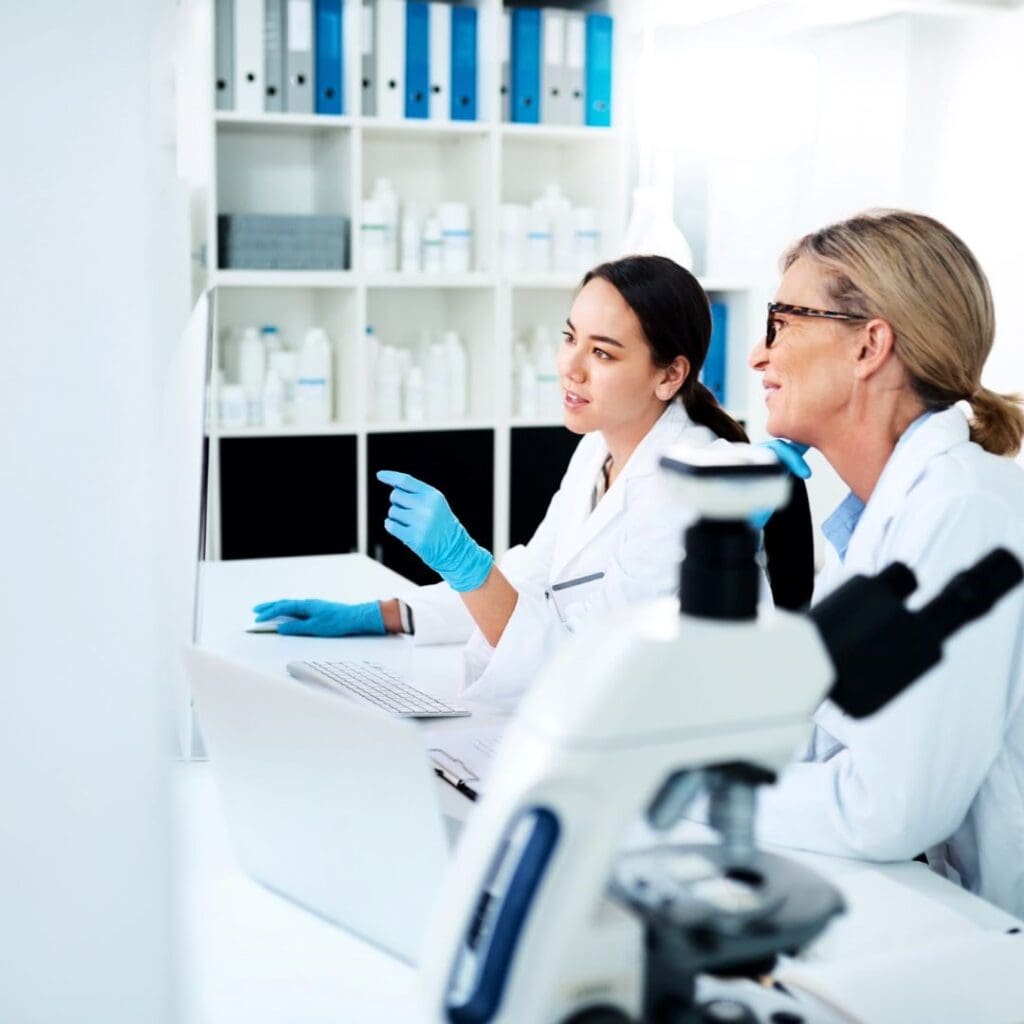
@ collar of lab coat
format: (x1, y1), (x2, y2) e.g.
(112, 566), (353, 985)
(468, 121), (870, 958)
(549, 401), (714, 579)
(842, 406), (970, 574)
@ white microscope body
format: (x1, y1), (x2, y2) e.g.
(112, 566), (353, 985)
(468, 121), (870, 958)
(420, 448), (827, 1022)
(421, 600), (832, 1021)
(419, 444), (1022, 1024)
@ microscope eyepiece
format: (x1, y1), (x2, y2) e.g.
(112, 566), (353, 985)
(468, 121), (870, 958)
(919, 548), (1024, 639)
(811, 548), (1023, 719)
(875, 561), (917, 601)
(659, 444), (791, 621)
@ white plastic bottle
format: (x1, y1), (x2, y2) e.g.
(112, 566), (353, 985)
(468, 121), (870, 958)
(572, 207), (601, 271)
(532, 325), (560, 416)
(361, 197), (390, 273)
(373, 177), (399, 271)
(294, 327), (333, 426)
(207, 367), (223, 428)
(422, 215), (443, 273)
(400, 202), (423, 273)
(439, 202), (472, 274)
(262, 367), (285, 428)
(364, 325), (379, 420)
(239, 326), (266, 426)
(260, 324), (282, 354)
(268, 348), (297, 424)
(518, 359), (539, 419)
(538, 185), (574, 272)
(526, 204), (552, 274)
(444, 329), (467, 419)
(425, 342), (450, 421)
(499, 204), (528, 273)
(219, 384), (247, 429)
(375, 345), (402, 422)
(403, 365), (426, 423)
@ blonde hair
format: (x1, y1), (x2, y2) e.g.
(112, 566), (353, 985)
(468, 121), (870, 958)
(783, 209), (1024, 457)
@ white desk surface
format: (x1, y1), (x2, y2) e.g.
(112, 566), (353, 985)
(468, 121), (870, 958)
(183, 553), (1022, 1023)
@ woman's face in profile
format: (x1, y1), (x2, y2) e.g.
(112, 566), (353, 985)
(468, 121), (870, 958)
(557, 277), (683, 436)
(748, 258), (862, 446)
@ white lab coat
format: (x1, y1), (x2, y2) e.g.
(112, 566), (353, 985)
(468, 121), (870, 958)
(756, 407), (1024, 916)
(398, 402), (718, 709)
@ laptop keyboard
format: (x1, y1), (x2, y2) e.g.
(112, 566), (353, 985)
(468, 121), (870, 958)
(286, 659), (470, 718)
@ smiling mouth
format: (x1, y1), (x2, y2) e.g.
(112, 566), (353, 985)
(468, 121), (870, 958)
(564, 390), (590, 408)
(763, 383), (781, 400)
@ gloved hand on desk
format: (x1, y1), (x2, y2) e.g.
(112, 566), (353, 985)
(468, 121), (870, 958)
(750, 439), (812, 530)
(249, 472), (491, 637)
(376, 470), (493, 592)
(251, 599), (386, 637)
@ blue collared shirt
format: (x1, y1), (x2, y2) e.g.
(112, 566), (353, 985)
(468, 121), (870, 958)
(821, 411), (935, 563)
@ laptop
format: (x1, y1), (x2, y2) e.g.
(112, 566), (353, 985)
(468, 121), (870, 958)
(182, 645), (457, 965)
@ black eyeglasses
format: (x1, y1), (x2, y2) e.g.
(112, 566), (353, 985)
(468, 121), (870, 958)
(766, 301), (868, 348)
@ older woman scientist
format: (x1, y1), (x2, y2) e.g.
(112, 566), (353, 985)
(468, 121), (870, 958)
(748, 210), (1024, 916)
(254, 255), (761, 709)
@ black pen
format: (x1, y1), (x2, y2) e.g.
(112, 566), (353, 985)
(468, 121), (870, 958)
(434, 766), (478, 802)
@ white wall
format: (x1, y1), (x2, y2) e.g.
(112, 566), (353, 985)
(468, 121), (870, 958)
(903, 13), (1024, 406)
(654, 7), (1024, 555)
(0, 2), (182, 1019)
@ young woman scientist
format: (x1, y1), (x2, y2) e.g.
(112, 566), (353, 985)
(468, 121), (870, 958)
(748, 210), (1024, 916)
(254, 255), (751, 709)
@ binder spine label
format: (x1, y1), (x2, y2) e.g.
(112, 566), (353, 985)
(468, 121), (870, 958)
(264, 0), (287, 112)
(510, 8), (540, 124)
(404, 1), (429, 119)
(450, 6), (477, 121)
(584, 13), (613, 128)
(315, 0), (344, 113)
(215, 0), (235, 110)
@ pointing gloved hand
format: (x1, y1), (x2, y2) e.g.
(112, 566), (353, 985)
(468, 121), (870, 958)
(376, 470), (494, 592)
(251, 599), (386, 637)
(750, 439), (812, 530)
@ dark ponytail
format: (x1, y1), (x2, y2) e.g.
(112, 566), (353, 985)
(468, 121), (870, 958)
(582, 256), (748, 443)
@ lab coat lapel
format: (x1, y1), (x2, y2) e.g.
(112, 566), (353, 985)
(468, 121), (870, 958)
(843, 408), (970, 574)
(548, 437), (612, 578)
(548, 403), (692, 581)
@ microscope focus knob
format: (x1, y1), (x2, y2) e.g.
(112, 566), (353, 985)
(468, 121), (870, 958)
(698, 998), (759, 1022)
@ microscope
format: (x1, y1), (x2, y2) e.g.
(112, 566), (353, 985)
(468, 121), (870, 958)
(419, 444), (1023, 1024)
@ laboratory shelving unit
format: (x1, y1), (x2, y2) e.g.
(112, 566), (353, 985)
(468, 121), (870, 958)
(183, 0), (755, 582)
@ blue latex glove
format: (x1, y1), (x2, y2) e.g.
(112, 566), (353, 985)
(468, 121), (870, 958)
(750, 440), (812, 530)
(376, 470), (493, 592)
(251, 599), (386, 637)
(761, 438), (812, 479)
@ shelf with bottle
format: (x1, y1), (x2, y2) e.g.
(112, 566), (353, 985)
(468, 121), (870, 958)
(509, 308), (566, 424)
(365, 285), (493, 427)
(212, 286), (358, 435)
(360, 131), (494, 275)
(498, 131), (623, 279)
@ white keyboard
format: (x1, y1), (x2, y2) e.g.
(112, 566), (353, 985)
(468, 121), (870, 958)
(286, 659), (470, 718)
